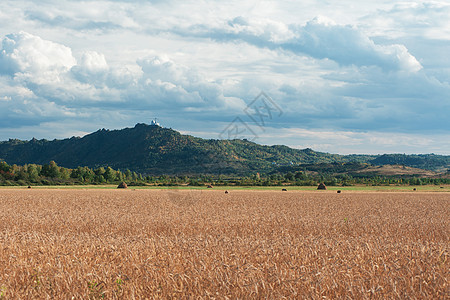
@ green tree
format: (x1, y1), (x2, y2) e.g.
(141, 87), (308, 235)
(41, 161), (61, 178)
(27, 164), (40, 182)
(285, 172), (294, 181)
(116, 171), (124, 182)
(0, 161), (10, 173)
(60, 168), (70, 180)
(83, 167), (95, 183)
(132, 172), (138, 182)
(125, 169), (132, 181)
(95, 167), (106, 176)
(15, 166), (28, 181)
(104, 167), (116, 183)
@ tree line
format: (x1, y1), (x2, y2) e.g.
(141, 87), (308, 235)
(1, 161), (141, 186)
(0, 160), (449, 187)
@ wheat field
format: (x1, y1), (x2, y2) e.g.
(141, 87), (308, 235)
(0, 189), (448, 299)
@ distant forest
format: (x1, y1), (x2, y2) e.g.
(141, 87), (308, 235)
(1, 124), (449, 176)
(1, 161), (448, 187)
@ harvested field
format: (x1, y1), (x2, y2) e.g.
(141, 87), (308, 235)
(0, 189), (448, 298)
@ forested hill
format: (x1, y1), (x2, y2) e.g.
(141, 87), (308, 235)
(371, 154), (449, 172)
(0, 123), (448, 174)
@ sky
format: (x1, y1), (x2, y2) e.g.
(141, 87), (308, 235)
(0, 0), (449, 155)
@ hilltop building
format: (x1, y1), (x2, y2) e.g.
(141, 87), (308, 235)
(150, 118), (160, 127)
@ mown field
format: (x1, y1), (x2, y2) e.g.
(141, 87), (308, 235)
(1, 184), (448, 192)
(0, 189), (448, 298)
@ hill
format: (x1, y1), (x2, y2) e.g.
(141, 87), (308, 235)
(371, 154), (450, 172)
(0, 123), (448, 175)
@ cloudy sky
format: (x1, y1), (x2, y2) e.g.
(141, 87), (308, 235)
(0, 0), (449, 154)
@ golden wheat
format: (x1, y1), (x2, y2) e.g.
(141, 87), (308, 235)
(0, 189), (448, 298)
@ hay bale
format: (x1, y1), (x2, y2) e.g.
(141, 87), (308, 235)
(117, 182), (128, 189)
(317, 183), (327, 190)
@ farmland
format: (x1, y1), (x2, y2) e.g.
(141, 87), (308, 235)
(0, 189), (448, 298)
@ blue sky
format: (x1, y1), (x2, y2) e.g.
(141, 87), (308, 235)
(0, 0), (449, 154)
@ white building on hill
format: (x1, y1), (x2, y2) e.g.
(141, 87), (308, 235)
(150, 118), (160, 127)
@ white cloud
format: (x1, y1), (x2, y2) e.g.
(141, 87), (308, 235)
(0, 32), (128, 105)
(0, 31), (76, 78)
(182, 15), (422, 72)
(77, 51), (109, 74)
(0, 32), (245, 127)
(131, 55), (244, 111)
(71, 51), (109, 86)
(0, 75), (81, 128)
(361, 1), (450, 40)
(259, 127), (450, 155)
(0, 1), (449, 154)
(296, 17), (422, 72)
